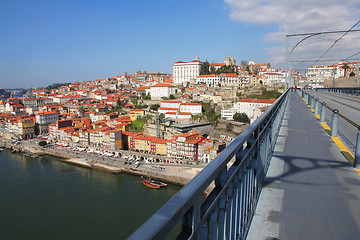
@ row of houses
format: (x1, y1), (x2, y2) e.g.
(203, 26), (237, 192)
(47, 116), (225, 163)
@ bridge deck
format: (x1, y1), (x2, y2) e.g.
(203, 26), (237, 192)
(247, 91), (360, 239)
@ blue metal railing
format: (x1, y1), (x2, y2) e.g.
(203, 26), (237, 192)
(129, 90), (290, 240)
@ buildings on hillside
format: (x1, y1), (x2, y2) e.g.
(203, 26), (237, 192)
(221, 99), (276, 123)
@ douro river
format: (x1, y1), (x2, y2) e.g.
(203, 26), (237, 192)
(0, 149), (181, 239)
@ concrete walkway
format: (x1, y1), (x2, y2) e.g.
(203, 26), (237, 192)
(247, 91), (360, 239)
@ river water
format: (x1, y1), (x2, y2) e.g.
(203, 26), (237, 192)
(0, 149), (181, 239)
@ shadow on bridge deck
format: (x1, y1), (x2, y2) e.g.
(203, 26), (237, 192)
(247, 91), (360, 239)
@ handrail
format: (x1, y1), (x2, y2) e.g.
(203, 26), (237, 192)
(129, 89), (290, 240)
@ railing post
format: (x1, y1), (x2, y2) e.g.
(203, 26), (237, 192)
(320, 102), (326, 122)
(314, 98), (319, 115)
(354, 127), (360, 169)
(310, 96), (314, 109)
(331, 109), (339, 137)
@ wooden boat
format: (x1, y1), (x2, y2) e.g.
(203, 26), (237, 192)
(142, 177), (167, 187)
(142, 180), (160, 189)
(130, 168), (142, 172)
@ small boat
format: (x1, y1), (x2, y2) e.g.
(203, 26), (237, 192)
(142, 177), (167, 187)
(130, 168), (142, 172)
(0, 148), (3, 152)
(142, 180), (160, 189)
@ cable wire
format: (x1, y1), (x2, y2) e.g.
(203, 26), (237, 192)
(312, 20), (360, 66)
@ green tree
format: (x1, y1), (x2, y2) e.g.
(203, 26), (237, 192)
(169, 94), (175, 99)
(131, 98), (138, 105)
(233, 112), (250, 123)
(350, 72), (355, 77)
(342, 64), (350, 77)
(130, 115), (151, 132)
(38, 140), (47, 146)
(200, 61), (210, 75)
(150, 104), (160, 111)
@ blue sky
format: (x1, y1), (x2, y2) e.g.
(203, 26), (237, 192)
(1, 0), (359, 88)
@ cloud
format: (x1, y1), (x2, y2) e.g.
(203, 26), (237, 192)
(225, 0), (360, 67)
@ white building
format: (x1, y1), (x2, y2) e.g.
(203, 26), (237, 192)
(160, 100), (182, 109)
(35, 111), (59, 135)
(173, 57), (203, 86)
(150, 83), (177, 99)
(220, 108), (237, 121)
(179, 103), (202, 114)
(221, 99), (276, 123)
(35, 111), (59, 125)
(306, 65), (334, 88)
(165, 112), (192, 119)
(196, 73), (240, 87)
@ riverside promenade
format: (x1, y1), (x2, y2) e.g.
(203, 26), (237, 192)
(1, 137), (205, 190)
(247, 91), (360, 239)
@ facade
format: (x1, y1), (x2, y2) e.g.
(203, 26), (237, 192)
(221, 99), (276, 123)
(35, 111), (59, 135)
(196, 73), (240, 87)
(18, 118), (35, 139)
(179, 103), (202, 114)
(160, 100), (182, 109)
(173, 57), (203, 86)
(306, 65), (333, 88)
(150, 83), (177, 99)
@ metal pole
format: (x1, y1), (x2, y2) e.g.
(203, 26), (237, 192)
(331, 109), (339, 137)
(320, 102), (326, 122)
(355, 127), (360, 169)
(357, 60), (359, 88)
(314, 98), (319, 115)
(285, 37), (289, 91)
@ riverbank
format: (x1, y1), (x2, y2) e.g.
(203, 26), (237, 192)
(1, 138), (214, 194)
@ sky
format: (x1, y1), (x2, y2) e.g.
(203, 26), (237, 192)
(1, 0), (360, 88)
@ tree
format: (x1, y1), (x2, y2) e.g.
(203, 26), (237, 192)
(38, 140), (47, 146)
(233, 112), (250, 123)
(342, 64), (350, 77)
(226, 122), (232, 132)
(350, 71), (355, 77)
(169, 94), (175, 99)
(150, 104), (160, 111)
(131, 98), (138, 105)
(200, 61), (210, 75)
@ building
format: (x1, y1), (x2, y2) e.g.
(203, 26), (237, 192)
(196, 73), (240, 87)
(221, 99), (276, 123)
(179, 103), (202, 115)
(173, 57), (203, 86)
(160, 100), (182, 109)
(150, 83), (177, 99)
(35, 111), (59, 135)
(306, 65), (333, 88)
